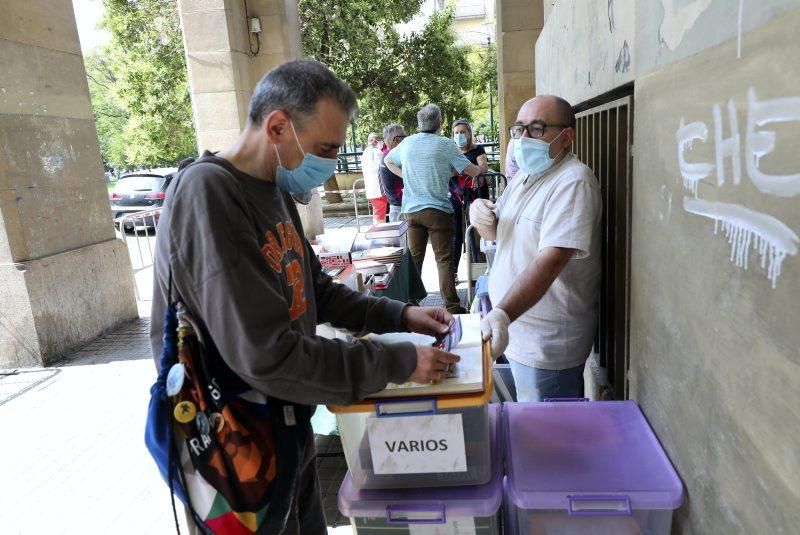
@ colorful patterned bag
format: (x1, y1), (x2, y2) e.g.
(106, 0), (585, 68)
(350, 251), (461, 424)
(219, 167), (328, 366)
(145, 166), (309, 534)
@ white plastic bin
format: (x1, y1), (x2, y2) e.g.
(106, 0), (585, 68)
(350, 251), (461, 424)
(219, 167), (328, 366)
(338, 404), (502, 534)
(329, 339), (494, 490)
(504, 400), (684, 535)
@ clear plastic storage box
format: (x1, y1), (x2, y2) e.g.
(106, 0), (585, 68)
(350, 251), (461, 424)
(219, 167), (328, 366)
(329, 338), (493, 490)
(338, 404), (502, 534)
(504, 400), (684, 535)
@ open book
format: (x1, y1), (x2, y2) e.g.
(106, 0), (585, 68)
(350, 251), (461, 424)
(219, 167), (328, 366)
(365, 314), (486, 399)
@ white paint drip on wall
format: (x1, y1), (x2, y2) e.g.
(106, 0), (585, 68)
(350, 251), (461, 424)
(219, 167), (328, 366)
(659, 0), (713, 50)
(745, 88), (800, 197)
(684, 197), (799, 287)
(737, 0), (744, 59)
(713, 99), (742, 186)
(677, 118), (715, 196)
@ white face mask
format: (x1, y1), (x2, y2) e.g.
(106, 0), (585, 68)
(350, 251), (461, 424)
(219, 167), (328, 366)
(513, 128), (566, 175)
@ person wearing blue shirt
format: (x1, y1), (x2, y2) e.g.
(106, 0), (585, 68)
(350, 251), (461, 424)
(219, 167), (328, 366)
(385, 103), (481, 313)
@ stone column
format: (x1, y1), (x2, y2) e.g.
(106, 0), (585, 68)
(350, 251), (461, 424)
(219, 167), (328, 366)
(177, 0), (304, 153)
(177, 0), (322, 239)
(496, 0), (544, 174)
(0, 0), (138, 367)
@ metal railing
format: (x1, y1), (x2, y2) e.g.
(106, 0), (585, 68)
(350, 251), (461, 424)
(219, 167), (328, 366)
(574, 94), (634, 401)
(351, 179), (372, 232)
(477, 142), (501, 165)
(337, 151), (363, 173)
(115, 208), (162, 301)
(335, 141), (500, 175)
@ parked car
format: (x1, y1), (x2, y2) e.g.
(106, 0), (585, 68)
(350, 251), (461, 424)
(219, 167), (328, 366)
(109, 168), (177, 231)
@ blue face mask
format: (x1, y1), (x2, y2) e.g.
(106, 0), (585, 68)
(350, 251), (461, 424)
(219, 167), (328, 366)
(513, 128), (566, 175)
(454, 133), (468, 148)
(275, 121), (338, 194)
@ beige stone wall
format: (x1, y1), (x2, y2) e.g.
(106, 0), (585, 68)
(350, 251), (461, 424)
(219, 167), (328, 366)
(0, 0), (137, 367)
(496, 0), (543, 173)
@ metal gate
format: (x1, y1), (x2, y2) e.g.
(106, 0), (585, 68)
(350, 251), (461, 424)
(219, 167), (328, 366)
(573, 95), (633, 400)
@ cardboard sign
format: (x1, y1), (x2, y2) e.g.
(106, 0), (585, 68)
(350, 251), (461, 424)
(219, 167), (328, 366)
(367, 413), (467, 474)
(409, 518), (477, 535)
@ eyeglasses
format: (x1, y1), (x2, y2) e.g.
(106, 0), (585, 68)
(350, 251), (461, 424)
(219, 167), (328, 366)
(393, 135), (407, 142)
(509, 121), (569, 139)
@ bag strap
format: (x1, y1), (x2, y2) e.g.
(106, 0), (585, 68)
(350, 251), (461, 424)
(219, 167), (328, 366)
(161, 157), (215, 535)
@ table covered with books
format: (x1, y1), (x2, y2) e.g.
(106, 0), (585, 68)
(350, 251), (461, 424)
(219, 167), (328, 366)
(312, 220), (426, 304)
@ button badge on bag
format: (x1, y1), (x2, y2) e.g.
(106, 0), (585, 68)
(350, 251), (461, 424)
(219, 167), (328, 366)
(174, 400), (197, 423)
(209, 412), (225, 432)
(283, 405), (296, 426)
(195, 412), (211, 435)
(166, 363), (186, 396)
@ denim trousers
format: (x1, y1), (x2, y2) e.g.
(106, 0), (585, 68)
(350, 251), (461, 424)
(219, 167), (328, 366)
(509, 359), (585, 402)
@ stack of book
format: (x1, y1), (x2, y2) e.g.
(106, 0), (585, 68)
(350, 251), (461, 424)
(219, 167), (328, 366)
(359, 246), (403, 264)
(364, 221), (407, 240)
(352, 259), (389, 277)
(372, 263), (397, 290)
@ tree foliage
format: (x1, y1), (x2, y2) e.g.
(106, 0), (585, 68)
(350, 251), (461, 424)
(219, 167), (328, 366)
(298, 0), (472, 144)
(86, 0), (196, 169)
(465, 41), (499, 141)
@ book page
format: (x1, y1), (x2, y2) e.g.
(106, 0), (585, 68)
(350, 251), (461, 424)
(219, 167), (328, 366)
(366, 315), (485, 398)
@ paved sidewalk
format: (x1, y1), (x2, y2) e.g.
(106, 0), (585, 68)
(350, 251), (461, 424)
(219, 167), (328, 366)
(0, 319), (191, 534)
(0, 318), (355, 534)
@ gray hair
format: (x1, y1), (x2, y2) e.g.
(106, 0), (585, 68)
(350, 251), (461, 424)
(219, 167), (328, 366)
(382, 123), (405, 144)
(417, 103), (442, 133)
(248, 59), (357, 127)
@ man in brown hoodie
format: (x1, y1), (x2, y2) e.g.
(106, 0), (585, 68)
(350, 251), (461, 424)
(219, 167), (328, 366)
(150, 60), (459, 534)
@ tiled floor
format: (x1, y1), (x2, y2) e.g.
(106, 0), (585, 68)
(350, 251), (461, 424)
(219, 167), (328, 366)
(0, 215), (482, 534)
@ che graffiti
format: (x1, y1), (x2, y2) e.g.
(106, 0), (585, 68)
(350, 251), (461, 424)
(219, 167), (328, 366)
(676, 87), (800, 288)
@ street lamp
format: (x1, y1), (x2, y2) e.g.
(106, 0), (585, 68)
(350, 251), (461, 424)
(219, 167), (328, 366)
(462, 24), (498, 142)
(486, 36), (494, 142)
(481, 22), (497, 142)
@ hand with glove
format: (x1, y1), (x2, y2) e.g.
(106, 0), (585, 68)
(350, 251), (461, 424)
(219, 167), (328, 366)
(469, 198), (497, 230)
(480, 308), (510, 360)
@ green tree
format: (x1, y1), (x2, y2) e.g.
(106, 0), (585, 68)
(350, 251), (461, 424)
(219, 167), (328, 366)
(298, 1), (471, 143)
(88, 0), (196, 169)
(84, 48), (129, 168)
(465, 41), (499, 142)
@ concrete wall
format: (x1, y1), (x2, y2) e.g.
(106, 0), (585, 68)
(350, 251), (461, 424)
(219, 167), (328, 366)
(536, 1), (800, 532)
(536, 0), (799, 106)
(0, 0), (138, 367)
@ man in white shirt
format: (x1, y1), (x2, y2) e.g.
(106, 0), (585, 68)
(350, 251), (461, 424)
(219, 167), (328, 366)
(362, 132), (387, 223)
(470, 95), (602, 401)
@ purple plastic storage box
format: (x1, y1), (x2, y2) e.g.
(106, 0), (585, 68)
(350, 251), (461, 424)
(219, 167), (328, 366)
(338, 404), (502, 534)
(504, 400), (684, 535)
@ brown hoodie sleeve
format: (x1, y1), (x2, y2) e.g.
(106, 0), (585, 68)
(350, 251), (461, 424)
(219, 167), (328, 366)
(166, 167), (417, 406)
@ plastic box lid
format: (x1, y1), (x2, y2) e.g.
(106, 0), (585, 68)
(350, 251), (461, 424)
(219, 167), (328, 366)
(505, 401), (684, 511)
(338, 403), (502, 518)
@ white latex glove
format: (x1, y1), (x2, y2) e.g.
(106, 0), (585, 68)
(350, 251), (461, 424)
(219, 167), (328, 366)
(480, 308), (510, 360)
(469, 198), (496, 229)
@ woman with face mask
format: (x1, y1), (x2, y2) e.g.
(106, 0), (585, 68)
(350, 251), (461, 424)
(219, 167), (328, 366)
(449, 119), (489, 275)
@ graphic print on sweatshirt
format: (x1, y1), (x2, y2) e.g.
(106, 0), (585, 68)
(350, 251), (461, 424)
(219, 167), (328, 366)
(261, 220), (307, 321)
